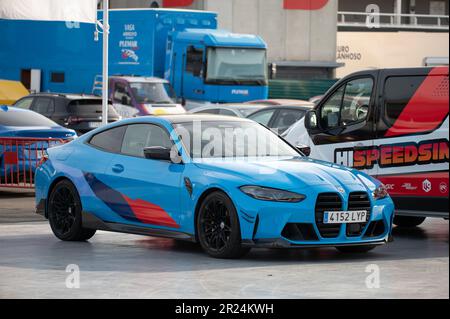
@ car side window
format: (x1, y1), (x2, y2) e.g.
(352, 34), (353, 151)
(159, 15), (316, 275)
(33, 97), (54, 114)
(121, 124), (172, 158)
(248, 109), (276, 126)
(89, 126), (127, 153)
(14, 98), (34, 110)
(113, 83), (132, 106)
(272, 109), (306, 133)
(320, 77), (373, 130)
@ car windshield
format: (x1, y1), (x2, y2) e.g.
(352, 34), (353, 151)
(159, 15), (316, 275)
(206, 48), (268, 85)
(238, 106), (266, 117)
(174, 121), (300, 159)
(129, 82), (175, 105)
(0, 109), (58, 127)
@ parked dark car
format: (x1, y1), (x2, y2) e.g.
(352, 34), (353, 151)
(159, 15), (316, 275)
(247, 105), (312, 134)
(13, 93), (121, 134)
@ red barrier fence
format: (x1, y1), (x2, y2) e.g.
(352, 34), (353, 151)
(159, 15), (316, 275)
(0, 137), (66, 189)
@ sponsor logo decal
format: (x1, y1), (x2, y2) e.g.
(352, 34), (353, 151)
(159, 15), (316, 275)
(119, 24), (140, 65)
(231, 89), (249, 96)
(422, 179), (432, 193)
(440, 182), (448, 194)
(402, 183), (417, 191)
(335, 139), (449, 170)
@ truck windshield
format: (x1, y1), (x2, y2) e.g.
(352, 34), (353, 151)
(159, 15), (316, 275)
(129, 82), (175, 105)
(206, 48), (268, 86)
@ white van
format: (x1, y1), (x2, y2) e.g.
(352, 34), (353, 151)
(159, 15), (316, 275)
(285, 67), (449, 227)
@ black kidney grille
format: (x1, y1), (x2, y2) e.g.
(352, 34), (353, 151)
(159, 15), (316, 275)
(315, 193), (343, 238)
(346, 192), (371, 237)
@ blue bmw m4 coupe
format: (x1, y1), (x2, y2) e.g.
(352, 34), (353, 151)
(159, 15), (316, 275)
(35, 115), (394, 258)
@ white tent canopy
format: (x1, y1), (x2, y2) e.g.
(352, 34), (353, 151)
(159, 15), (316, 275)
(0, 0), (98, 23)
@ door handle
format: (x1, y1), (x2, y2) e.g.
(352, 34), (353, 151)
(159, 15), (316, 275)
(112, 164), (124, 174)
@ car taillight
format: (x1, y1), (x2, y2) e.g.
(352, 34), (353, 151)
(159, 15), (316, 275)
(66, 116), (82, 125)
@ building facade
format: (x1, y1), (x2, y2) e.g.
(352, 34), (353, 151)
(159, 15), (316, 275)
(336, 0), (449, 77)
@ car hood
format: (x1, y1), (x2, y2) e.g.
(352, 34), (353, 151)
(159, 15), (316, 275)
(193, 156), (369, 191)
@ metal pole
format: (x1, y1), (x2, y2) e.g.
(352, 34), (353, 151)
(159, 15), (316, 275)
(395, 0), (402, 25)
(102, 0), (109, 126)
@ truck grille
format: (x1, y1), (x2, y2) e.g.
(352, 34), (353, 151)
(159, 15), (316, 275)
(315, 193), (342, 238)
(347, 192), (371, 237)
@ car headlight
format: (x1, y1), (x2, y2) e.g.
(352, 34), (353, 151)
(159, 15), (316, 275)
(373, 184), (389, 200)
(240, 186), (306, 203)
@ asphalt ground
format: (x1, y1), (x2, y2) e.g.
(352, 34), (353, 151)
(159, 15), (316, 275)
(0, 188), (448, 299)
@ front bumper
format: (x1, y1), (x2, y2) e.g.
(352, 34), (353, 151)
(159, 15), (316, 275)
(242, 238), (390, 249)
(235, 189), (395, 248)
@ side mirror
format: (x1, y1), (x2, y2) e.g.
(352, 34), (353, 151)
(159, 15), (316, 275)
(304, 110), (318, 131)
(144, 146), (171, 161)
(296, 144), (311, 156)
(144, 146), (183, 164)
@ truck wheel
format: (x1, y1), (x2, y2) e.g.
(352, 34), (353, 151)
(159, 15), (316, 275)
(48, 180), (96, 241)
(197, 191), (250, 259)
(393, 216), (426, 228)
(336, 245), (377, 253)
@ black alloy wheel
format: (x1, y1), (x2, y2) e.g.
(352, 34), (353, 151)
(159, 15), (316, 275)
(197, 191), (250, 259)
(48, 180), (96, 241)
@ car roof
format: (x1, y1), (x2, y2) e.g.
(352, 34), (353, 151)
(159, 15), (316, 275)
(158, 114), (253, 124)
(247, 99), (315, 107)
(26, 93), (102, 100)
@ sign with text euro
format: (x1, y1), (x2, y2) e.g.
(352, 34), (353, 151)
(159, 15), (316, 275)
(0, 0), (97, 23)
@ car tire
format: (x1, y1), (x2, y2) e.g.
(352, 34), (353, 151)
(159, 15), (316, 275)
(197, 191), (250, 259)
(48, 180), (96, 241)
(393, 216), (426, 228)
(335, 245), (377, 253)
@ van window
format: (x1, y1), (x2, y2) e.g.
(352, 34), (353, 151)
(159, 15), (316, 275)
(89, 126), (127, 153)
(320, 78), (373, 129)
(320, 87), (344, 129)
(121, 124), (172, 158)
(113, 83), (132, 106)
(384, 76), (425, 126)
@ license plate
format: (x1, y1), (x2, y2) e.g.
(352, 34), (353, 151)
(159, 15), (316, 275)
(88, 122), (102, 128)
(324, 211), (368, 224)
